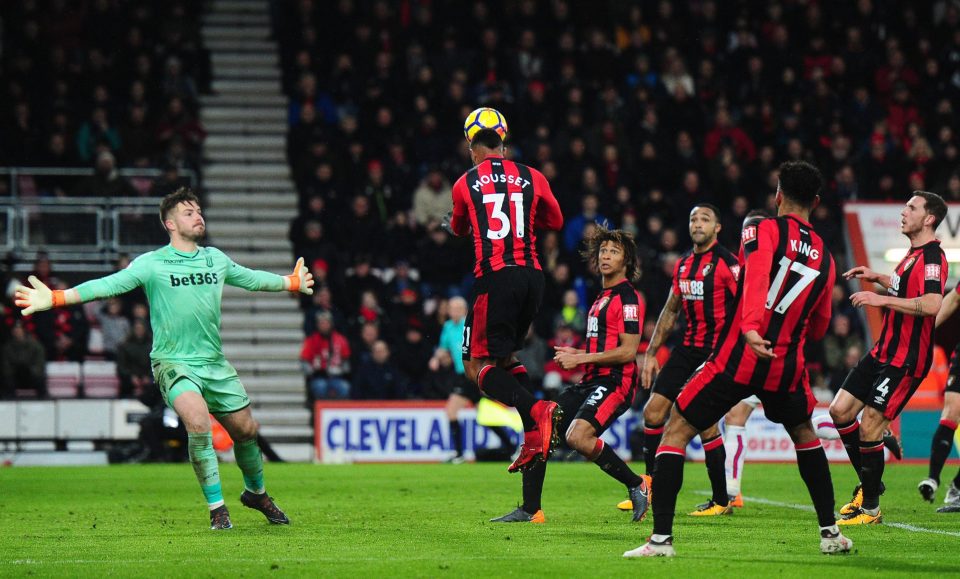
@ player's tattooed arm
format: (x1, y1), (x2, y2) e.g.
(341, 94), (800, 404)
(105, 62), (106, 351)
(851, 290), (942, 317)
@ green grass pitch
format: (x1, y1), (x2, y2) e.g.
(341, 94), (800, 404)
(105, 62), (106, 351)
(1, 461), (957, 577)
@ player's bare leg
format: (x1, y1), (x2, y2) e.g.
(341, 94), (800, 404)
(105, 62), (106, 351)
(921, 392), (960, 505)
(174, 390), (231, 529)
(837, 406), (887, 525)
(723, 401), (756, 506)
(218, 407), (289, 524)
(784, 420), (853, 552)
(566, 419), (649, 522)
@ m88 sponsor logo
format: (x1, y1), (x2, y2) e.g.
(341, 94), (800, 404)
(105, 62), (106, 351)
(679, 279), (704, 299)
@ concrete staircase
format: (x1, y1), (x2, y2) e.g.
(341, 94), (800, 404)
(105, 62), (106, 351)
(201, 0), (313, 461)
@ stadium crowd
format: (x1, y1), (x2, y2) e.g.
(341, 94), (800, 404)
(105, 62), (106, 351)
(0, 0), (208, 397)
(281, 0), (960, 402)
(0, 0), (208, 200)
(3, 1), (960, 405)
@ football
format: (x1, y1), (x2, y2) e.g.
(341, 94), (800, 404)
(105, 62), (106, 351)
(463, 107), (508, 142)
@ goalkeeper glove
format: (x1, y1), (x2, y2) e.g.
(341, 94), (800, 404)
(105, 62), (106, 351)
(14, 275), (65, 316)
(286, 257), (314, 295)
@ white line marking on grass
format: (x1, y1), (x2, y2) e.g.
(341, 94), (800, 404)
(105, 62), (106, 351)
(694, 491), (960, 538)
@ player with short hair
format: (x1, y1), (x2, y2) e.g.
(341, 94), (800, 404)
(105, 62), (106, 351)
(625, 161), (852, 557)
(920, 285), (960, 512)
(832, 191), (949, 524)
(15, 188), (314, 530)
(636, 203), (740, 516)
(492, 225), (650, 523)
(448, 116), (565, 481)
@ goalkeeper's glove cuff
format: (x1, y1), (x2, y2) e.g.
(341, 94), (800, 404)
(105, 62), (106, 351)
(51, 290), (66, 308)
(285, 274), (301, 293)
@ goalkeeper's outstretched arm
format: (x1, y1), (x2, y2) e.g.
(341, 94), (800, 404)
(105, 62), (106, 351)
(14, 275), (81, 316)
(225, 256), (314, 295)
(14, 264), (146, 316)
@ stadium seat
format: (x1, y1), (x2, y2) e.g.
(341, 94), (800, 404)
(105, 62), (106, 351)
(82, 360), (120, 398)
(46, 361), (82, 399)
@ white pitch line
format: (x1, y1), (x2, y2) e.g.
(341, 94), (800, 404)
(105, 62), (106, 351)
(693, 490), (960, 538)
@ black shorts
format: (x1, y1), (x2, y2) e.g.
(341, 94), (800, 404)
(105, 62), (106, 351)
(675, 360), (816, 431)
(557, 380), (637, 435)
(947, 348), (960, 395)
(450, 374), (482, 404)
(463, 267), (544, 361)
(841, 354), (923, 420)
(652, 345), (711, 402)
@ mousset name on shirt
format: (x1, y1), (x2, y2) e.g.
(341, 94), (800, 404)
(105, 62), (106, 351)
(170, 272), (219, 287)
(471, 173), (531, 192)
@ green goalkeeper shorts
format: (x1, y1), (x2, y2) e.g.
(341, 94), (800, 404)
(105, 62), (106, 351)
(152, 359), (250, 416)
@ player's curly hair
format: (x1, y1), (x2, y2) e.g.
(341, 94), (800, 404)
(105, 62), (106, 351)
(580, 223), (640, 283)
(159, 187), (201, 226)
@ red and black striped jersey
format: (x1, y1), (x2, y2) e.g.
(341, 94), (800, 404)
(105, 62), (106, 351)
(450, 156), (563, 278)
(871, 239), (947, 377)
(712, 215), (836, 392)
(672, 241), (740, 349)
(581, 279), (644, 387)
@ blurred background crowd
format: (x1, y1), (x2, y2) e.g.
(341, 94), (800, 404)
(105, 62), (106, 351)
(5, 0), (960, 404)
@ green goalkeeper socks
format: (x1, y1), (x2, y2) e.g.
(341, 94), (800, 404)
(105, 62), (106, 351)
(187, 432), (224, 509)
(233, 438), (265, 494)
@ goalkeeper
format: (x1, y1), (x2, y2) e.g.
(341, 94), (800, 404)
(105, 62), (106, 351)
(15, 188), (314, 530)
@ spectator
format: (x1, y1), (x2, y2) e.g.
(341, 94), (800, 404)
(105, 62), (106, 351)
(555, 289), (587, 334)
(393, 323), (433, 394)
(563, 193), (606, 253)
(352, 340), (408, 399)
(412, 167), (453, 226)
(75, 150), (138, 198)
(97, 297), (130, 360)
(822, 314), (865, 378)
(421, 347), (460, 400)
(74, 106), (121, 163)
(116, 318), (151, 399)
(1, 322), (46, 399)
(300, 312), (351, 400)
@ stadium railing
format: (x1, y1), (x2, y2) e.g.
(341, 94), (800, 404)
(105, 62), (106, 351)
(0, 168), (197, 272)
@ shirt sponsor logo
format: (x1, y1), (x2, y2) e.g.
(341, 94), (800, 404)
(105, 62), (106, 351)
(679, 279), (705, 300)
(586, 316), (599, 338)
(742, 225), (757, 243)
(623, 304), (639, 322)
(925, 264), (941, 281)
(170, 273), (219, 287)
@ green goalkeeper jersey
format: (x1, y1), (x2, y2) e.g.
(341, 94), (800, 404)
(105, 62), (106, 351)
(75, 244), (285, 364)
